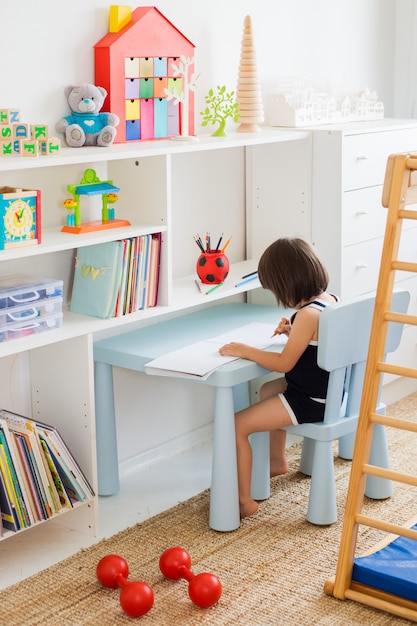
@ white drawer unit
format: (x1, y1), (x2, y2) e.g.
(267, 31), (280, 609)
(311, 119), (417, 298)
(311, 119), (417, 395)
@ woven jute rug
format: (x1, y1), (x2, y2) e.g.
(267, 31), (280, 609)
(1, 393), (417, 625)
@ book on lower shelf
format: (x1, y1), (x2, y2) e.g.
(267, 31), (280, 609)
(0, 409), (95, 534)
(145, 322), (287, 381)
(70, 233), (162, 319)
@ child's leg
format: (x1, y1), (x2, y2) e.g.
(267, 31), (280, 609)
(259, 378), (289, 476)
(235, 379), (292, 518)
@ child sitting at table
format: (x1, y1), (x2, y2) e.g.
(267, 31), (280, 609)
(219, 237), (339, 518)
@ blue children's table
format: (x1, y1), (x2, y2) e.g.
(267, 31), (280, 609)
(93, 302), (288, 531)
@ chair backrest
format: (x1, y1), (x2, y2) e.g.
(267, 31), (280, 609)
(317, 290), (410, 424)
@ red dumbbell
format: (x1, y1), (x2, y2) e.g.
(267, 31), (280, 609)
(97, 554), (154, 617)
(159, 546), (222, 608)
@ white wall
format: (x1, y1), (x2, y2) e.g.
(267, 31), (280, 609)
(2, 0), (397, 132)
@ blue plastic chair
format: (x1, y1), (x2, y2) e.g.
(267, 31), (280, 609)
(250, 289), (410, 525)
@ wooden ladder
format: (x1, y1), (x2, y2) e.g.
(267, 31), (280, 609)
(324, 152), (417, 621)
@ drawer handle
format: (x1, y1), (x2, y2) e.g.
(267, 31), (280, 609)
(356, 210), (369, 215)
(356, 263), (368, 269)
(356, 156), (368, 161)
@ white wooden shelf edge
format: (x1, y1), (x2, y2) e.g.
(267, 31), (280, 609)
(0, 223), (167, 260)
(0, 128), (309, 173)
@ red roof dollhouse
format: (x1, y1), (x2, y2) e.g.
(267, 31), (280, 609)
(95, 6), (195, 143)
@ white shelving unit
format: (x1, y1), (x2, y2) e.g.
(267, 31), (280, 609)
(0, 127), (312, 541)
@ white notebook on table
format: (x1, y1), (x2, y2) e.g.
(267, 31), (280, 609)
(145, 322), (287, 381)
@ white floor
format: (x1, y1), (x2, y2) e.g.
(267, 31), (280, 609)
(0, 440), (213, 591)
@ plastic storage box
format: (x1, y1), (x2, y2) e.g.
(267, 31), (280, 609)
(0, 312), (63, 342)
(0, 275), (63, 310)
(0, 296), (63, 326)
(0, 275), (64, 342)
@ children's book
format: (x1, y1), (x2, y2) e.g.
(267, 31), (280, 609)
(146, 233), (162, 308)
(35, 420), (94, 501)
(70, 241), (124, 319)
(38, 436), (73, 509)
(0, 420), (36, 526)
(0, 411), (55, 518)
(145, 322), (287, 381)
(13, 432), (46, 522)
(137, 234), (152, 310)
(0, 467), (19, 532)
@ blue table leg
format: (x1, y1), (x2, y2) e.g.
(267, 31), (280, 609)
(250, 431), (270, 500)
(94, 362), (120, 496)
(209, 386), (240, 531)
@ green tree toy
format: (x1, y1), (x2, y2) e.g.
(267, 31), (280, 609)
(200, 86), (240, 137)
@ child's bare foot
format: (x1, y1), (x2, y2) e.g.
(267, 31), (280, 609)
(240, 499), (259, 518)
(270, 459), (289, 477)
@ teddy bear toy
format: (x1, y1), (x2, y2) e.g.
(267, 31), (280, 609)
(56, 83), (119, 147)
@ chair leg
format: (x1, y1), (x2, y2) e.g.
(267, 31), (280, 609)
(338, 431), (355, 460)
(250, 431), (270, 500)
(299, 437), (315, 476)
(307, 440), (337, 525)
(365, 423), (393, 499)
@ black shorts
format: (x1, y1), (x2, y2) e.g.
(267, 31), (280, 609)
(280, 387), (325, 425)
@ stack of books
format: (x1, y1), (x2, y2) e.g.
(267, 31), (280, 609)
(0, 409), (94, 535)
(70, 233), (162, 319)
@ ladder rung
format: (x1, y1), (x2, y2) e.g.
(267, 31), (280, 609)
(398, 208), (417, 219)
(345, 588), (417, 619)
(378, 362), (417, 379)
(370, 411), (417, 432)
(355, 515), (417, 541)
(385, 310), (417, 326)
(406, 156), (417, 169)
(363, 463), (417, 487)
(391, 260), (417, 273)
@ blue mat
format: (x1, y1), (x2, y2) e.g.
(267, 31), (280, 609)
(352, 523), (417, 602)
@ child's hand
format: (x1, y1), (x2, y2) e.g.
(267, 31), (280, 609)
(271, 317), (291, 337)
(219, 342), (248, 358)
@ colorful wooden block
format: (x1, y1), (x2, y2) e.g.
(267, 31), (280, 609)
(8, 109), (20, 124)
(0, 125), (13, 140)
(20, 140), (39, 157)
(31, 124), (48, 140)
(0, 140), (13, 156)
(0, 110), (10, 124)
(13, 123), (30, 140)
(38, 136), (61, 155)
(0, 109), (20, 124)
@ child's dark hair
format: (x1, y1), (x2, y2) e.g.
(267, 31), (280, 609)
(257, 237), (329, 308)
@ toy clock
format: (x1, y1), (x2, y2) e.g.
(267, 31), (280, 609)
(0, 187), (41, 250)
